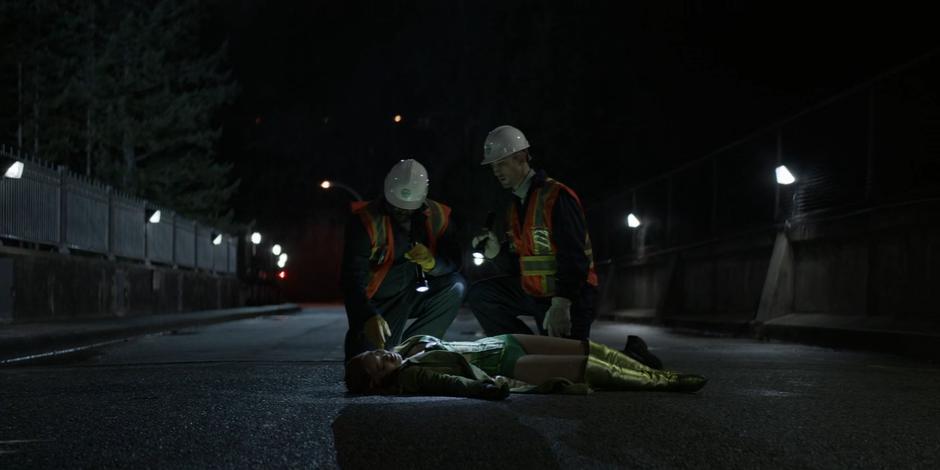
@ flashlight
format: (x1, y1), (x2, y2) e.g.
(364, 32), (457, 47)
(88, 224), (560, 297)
(413, 242), (430, 293)
(472, 211), (496, 262)
(416, 273), (430, 293)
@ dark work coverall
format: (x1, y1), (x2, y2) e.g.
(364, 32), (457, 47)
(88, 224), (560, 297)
(342, 200), (466, 361)
(467, 170), (597, 339)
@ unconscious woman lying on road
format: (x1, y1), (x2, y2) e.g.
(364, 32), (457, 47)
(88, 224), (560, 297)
(344, 334), (707, 400)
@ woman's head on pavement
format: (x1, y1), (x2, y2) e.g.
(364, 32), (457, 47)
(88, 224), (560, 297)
(345, 349), (403, 393)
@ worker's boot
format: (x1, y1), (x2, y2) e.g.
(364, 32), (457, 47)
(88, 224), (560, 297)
(622, 335), (664, 370)
(584, 341), (707, 392)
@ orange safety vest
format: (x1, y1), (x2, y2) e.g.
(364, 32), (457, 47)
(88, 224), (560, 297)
(351, 199), (452, 299)
(508, 178), (598, 298)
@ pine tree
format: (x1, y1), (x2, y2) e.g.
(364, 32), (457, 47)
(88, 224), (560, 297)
(95, 1), (237, 197)
(1, 0), (239, 225)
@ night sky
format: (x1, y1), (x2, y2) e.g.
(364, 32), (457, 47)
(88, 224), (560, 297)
(205, 1), (938, 299)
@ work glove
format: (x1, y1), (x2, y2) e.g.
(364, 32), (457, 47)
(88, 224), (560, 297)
(543, 297), (572, 337)
(364, 314), (391, 349)
(471, 230), (501, 259)
(404, 243), (436, 272)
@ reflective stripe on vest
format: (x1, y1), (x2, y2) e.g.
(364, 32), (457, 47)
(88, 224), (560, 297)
(508, 178), (598, 297)
(351, 199), (451, 299)
(423, 200), (451, 254)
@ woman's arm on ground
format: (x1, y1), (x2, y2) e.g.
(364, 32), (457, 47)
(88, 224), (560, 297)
(398, 367), (509, 400)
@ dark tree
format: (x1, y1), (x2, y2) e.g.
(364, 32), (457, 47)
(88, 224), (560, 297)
(0, 0), (239, 225)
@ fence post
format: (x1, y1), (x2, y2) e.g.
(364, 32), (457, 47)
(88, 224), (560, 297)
(171, 211), (178, 268)
(143, 205), (151, 267)
(211, 228), (216, 275)
(106, 186), (115, 261)
(193, 222), (199, 272)
(57, 166), (70, 254)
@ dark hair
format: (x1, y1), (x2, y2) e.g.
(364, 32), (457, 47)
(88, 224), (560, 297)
(344, 354), (372, 394)
(344, 352), (402, 395)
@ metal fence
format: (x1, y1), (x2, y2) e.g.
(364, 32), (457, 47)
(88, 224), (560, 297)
(589, 49), (940, 262)
(0, 147), (237, 274)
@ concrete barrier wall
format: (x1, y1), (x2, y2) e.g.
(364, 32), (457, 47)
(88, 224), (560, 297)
(600, 200), (940, 335)
(608, 262), (666, 310)
(791, 239), (869, 316)
(868, 230), (940, 320)
(603, 234), (774, 326)
(785, 201), (940, 324)
(668, 247), (771, 319)
(0, 247), (247, 323)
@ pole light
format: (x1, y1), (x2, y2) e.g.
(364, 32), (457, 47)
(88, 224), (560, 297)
(212, 233), (223, 245)
(775, 165), (796, 185)
(250, 232), (262, 245)
(319, 179), (363, 201)
(146, 209), (161, 224)
(2, 160), (24, 179)
(626, 213), (641, 228)
(272, 244), (282, 256)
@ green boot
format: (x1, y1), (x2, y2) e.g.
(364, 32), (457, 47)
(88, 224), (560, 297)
(584, 341), (707, 393)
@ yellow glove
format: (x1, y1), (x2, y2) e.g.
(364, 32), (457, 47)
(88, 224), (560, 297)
(404, 243), (436, 272)
(364, 314), (391, 349)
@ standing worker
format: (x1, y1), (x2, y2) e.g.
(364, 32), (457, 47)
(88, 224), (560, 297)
(341, 159), (465, 361)
(467, 125), (599, 340)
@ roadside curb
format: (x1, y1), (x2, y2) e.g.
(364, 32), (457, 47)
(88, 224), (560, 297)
(0, 304), (302, 363)
(755, 322), (940, 361)
(600, 311), (940, 362)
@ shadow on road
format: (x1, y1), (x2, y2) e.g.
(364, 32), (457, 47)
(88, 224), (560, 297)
(332, 400), (560, 469)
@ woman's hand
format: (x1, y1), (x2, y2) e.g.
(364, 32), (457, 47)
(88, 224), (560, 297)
(479, 381), (510, 401)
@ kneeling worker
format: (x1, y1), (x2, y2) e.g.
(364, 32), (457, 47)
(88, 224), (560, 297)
(341, 159), (465, 361)
(468, 125), (598, 340)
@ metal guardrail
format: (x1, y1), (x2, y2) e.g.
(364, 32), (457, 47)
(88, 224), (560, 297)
(589, 48), (940, 262)
(0, 161), (59, 245)
(64, 175), (109, 253)
(147, 211), (175, 264)
(0, 145), (236, 274)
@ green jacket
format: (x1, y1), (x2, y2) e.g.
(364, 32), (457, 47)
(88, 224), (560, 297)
(394, 350), (508, 399)
(393, 337), (592, 397)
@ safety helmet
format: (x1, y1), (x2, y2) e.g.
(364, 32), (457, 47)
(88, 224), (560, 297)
(384, 159), (429, 210)
(481, 125), (530, 165)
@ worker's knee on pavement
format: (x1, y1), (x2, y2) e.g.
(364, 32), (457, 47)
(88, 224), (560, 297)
(448, 280), (466, 304)
(449, 273), (467, 301)
(433, 272), (467, 304)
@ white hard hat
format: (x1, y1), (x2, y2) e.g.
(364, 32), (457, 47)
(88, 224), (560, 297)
(384, 159), (429, 210)
(481, 125), (530, 165)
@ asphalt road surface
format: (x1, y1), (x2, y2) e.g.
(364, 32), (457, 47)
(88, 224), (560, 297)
(2, 306), (939, 469)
